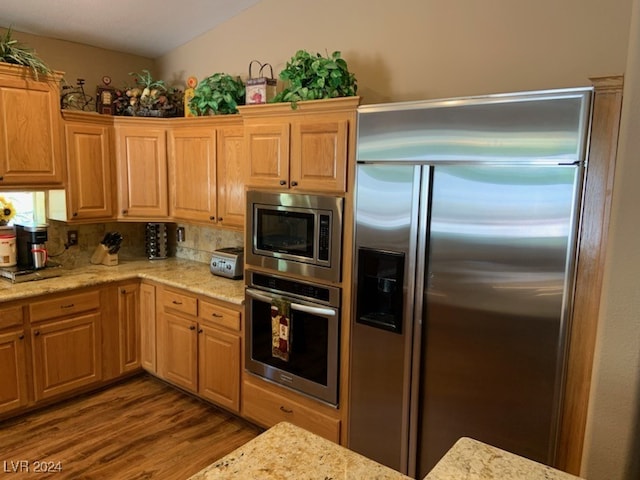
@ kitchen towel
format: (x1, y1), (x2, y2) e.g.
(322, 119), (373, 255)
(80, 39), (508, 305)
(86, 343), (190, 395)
(271, 297), (291, 362)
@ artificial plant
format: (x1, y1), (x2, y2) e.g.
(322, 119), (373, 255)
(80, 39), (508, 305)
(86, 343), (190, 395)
(0, 27), (52, 79)
(189, 73), (245, 115)
(271, 50), (357, 108)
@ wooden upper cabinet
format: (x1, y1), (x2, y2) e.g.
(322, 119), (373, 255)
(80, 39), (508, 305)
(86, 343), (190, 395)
(167, 126), (217, 223)
(217, 125), (246, 229)
(290, 117), (349, 193)
(115, 122), (168, 219)
(239, 97), (359, 193)
(61, 112), (115, 220)
(167, 117), (246, 229)
(244, 122), (290, 189)
(0, 64), (64, 186)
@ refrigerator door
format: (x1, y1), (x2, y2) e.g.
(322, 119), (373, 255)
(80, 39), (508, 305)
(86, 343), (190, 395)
(415, 164), (582, 477)
(348, 164), (424, 472)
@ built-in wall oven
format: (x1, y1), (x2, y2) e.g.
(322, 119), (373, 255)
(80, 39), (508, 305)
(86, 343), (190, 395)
(244, 269), (341, 406)
(245, 190), (343, 283)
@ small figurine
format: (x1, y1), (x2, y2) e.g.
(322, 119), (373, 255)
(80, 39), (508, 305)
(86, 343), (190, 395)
(184, 76), (198, 117)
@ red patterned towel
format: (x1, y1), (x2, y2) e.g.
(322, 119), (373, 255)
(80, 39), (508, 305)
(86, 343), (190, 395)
(271, 297), (291, 361)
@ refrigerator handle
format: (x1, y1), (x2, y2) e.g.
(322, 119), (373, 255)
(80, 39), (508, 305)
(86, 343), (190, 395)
(407, 165), (432, 478)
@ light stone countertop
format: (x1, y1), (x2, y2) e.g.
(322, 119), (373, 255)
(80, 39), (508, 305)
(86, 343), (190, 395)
(188, 421), (412, 480)
(424, 437), (584, 480)
(0, 257), (245, 305)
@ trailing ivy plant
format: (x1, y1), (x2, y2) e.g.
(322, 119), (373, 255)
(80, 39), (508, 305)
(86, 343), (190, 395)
(189, 73), (245, 115)
(271, 50), (357, 109)
(0, 27), (52, 79)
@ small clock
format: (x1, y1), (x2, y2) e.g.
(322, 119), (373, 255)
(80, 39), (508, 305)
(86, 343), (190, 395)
(97, 75), (116, 115)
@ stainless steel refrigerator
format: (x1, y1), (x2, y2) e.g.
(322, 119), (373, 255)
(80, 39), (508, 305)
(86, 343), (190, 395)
(348, 88), (593, 478)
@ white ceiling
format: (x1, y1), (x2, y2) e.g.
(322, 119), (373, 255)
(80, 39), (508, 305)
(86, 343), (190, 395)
(0, 0), (261, 58)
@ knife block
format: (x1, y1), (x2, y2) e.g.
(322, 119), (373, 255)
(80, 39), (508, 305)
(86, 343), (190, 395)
(90, 244), (119, 266)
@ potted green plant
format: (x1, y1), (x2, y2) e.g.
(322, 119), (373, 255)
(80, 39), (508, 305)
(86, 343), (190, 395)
(0, 27), (52, 79)
(189, 73), (245, 115)
(271, 50), (357, 109)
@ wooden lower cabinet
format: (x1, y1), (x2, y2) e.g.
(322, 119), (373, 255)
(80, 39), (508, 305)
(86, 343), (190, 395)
(158, 310), (198, 391)
(242, 378), (341, 443)
(117, 283), (141, 374)
(27, 289), (102, 403)
(140, 282), (157, 372)
(198, 322), (240, 411)
(155, 287), (241, 413)
(0, 329), (29, 414)
(31, 312), (102, 401)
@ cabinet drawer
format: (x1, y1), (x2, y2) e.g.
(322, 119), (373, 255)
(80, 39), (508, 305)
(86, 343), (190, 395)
(199, 300), (240, 331)
(29, 290), (100, 323)
(242, 380), (340, 443)
(0, 305), (23, 330)
(162, 289), (197, 317)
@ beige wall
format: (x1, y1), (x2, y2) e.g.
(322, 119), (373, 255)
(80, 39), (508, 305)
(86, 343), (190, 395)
(0, 27), (155, 99)
(157, 0), (632, 103)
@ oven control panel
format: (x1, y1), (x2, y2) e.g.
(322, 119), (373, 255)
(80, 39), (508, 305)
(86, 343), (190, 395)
(210, 247), (244, 279)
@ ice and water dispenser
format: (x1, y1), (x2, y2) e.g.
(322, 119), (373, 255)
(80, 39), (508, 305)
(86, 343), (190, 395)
(356, 248), (405, 333)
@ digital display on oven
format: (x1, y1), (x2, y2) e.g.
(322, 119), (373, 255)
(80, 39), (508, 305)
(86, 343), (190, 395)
(256, 208), (315, 257)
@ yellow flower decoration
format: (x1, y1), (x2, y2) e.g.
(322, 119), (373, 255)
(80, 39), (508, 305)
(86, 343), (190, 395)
(0, 196), (16, 223)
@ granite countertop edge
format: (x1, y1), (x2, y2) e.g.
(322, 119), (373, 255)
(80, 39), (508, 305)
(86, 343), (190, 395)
(0, 257), (245, 305)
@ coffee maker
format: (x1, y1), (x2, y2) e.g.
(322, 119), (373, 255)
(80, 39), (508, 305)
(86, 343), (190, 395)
(16, 224), (49, 270)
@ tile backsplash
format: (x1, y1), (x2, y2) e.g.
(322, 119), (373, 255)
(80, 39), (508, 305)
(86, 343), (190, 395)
(47, 221), (242, 268)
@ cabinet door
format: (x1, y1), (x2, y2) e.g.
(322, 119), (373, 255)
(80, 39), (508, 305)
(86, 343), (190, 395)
(245, 122), (290, 189)
(116, 126), (168, 218)
(217, 126), (246, 229)
(198, 323), (240, 412)
(157, 311), (197, 392)
(0, 69), (63, 185)
(118, 283), (140, 374)
(168, 127), (217, 223)
(0, 330), (29, 414)
(140, 283), (157, 373)
(32, 313), (102, 401)
(65, 122), (115, 220)
(290, 118), (348, 193)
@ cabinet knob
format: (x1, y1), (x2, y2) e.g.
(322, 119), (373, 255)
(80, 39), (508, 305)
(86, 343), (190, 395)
(218, 217), (223, 222)
(279, 180), (287, 186)
(18, 334), (24, 340)
(198, 328), (203, 334)
(189, 325), (196, 331)
(122, 209), (128, 215)
(34, 331), (40, 336)
(121, 289), (127, 294)
(172, 300), (183, 305)
(72, 212), (78, 217)
(291, 181), (298, 187)
(279, 406), (293, 414)
(0, 176), (3, 181)
(209, 215), (216, 221)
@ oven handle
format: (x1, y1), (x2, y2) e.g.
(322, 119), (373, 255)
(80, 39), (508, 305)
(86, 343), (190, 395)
(246, 288), (337, 317)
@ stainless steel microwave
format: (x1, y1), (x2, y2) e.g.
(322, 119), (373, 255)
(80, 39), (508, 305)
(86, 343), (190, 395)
(245, 190), (343, 283)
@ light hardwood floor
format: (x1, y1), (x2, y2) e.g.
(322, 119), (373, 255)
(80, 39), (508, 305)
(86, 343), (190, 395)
(0, 374), (262, 479)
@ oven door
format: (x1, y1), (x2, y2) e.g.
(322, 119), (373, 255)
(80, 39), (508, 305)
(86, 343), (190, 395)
(245, 287), (340, 406)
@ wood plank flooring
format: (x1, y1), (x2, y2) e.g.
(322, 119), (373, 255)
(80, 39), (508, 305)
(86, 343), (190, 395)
(0, 374), (263, 479)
